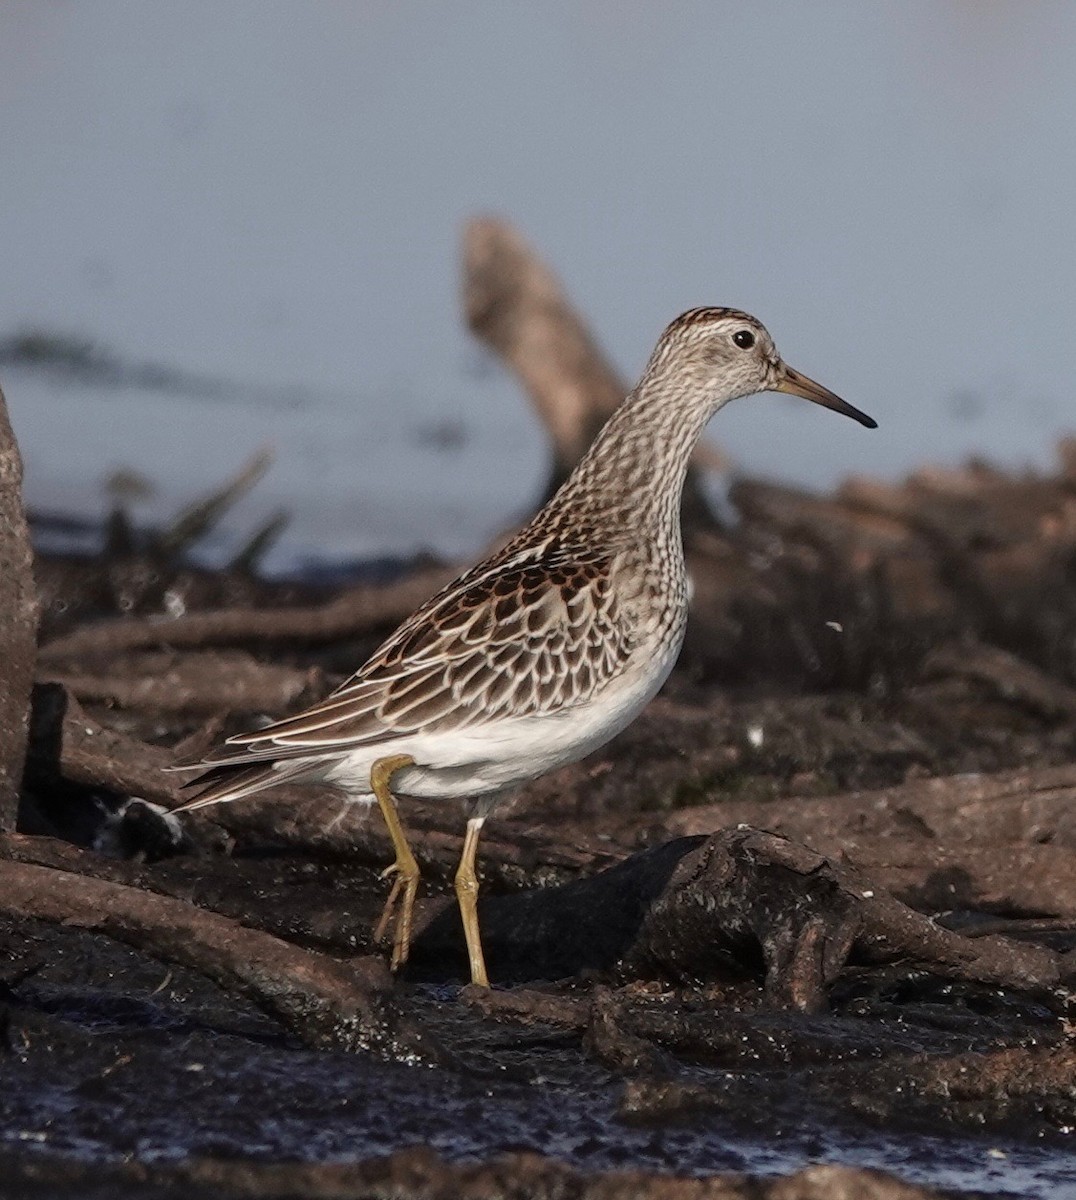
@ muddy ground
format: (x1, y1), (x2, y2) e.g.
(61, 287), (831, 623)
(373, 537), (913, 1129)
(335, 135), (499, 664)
(1, 436), (1076, 1200)
(4, 224), (1076, 1198)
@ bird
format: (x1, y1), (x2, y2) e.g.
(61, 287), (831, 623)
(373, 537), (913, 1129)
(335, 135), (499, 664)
(174, 307), (876, 988)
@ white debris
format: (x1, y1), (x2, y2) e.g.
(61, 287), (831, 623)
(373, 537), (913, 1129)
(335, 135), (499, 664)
(92, 797), (185, 858)
(163, 588), (187, 620)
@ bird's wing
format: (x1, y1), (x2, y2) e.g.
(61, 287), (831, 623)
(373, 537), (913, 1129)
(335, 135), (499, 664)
(190, 540), (635, 769)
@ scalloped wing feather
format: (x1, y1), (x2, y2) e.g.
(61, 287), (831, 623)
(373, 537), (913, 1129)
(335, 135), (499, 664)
(193, 543), (635, 771)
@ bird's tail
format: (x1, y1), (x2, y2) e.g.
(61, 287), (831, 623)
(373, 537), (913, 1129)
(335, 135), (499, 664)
(174, 757), (318, 812)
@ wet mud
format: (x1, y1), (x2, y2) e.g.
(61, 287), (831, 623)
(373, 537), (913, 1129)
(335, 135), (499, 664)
(2, 912), (1074, 1198)
(5, 291), (1076, 1195)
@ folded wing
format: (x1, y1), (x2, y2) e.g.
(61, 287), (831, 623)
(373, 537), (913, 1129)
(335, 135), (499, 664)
(178, 541), (633, 806)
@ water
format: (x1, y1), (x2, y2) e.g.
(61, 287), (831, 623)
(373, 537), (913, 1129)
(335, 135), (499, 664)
(1, 1), (1074, 570)
(3, 994), (1074, 1197)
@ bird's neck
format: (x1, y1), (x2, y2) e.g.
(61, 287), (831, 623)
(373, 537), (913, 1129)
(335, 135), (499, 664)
(547, 377), (714, 544)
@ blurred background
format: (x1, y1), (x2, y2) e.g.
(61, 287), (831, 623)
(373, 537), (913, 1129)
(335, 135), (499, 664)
(1, 0), (1073, 572)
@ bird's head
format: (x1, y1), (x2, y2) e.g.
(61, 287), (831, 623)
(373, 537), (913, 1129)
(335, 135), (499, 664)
(645, 307), (876, 428)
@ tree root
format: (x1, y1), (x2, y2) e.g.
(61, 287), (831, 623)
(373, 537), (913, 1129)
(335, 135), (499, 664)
(37, 564), (455, 662)
(0, 856), (439, 1060)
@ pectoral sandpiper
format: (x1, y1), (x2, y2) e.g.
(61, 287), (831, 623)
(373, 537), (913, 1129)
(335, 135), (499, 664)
(176, 308), (876, 987)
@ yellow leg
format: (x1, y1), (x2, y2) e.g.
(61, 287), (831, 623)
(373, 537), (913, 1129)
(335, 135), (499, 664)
(369, 754), (419, 971)
(455, 816), (490, 988)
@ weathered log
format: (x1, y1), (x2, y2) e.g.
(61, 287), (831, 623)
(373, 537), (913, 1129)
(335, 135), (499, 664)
(626, 830), (1059, 1005)
(154, 445), (273, 560)
(732, 478), (915, 562)
(23, 683), (183, 807)
(0, 856), (437, 1058)
(0, 384), (37, 830)
(39, 650), (322, 716)
(660, 763), (1076, 917)
(842, 457), (1076, 548)
(0, 1146), (949, 1200)
(463, 217), (718, 533)
(179, 786), (620, 888)
(622, 1044), (1076, 1135)
(413, 829), (1059, 1001)
(663, 761), (1076, 847)
(37, 564), (455, 661)
(923, 639), (1076, 720)
(14, 812), (1057, 1011)
(468, 983), (965, 1070)
(0, 822), (598, 958)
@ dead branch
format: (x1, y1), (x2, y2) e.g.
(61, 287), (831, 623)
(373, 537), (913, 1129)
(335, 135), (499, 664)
(412, 829), (1059, 1001)
(0, 1146), (948, 1200)
(923, 639), (1076, 720)
(0, 383), (38, 830)
(0, 856), (437, 1058)
(154, 445), (273, 560)
(39, 650), (322, 716)
(181, 787), (621, 888)
(228, 508), (290, 574)
(24, 683), (183, 806)
(622, 1044), (1076, 1135)
(628, 829), (1059, 1006)
(661, 763), (1076, 917)
(463, 218), (625, 476)
(37, 564), (455, 662)
(463, 217), (719, 533)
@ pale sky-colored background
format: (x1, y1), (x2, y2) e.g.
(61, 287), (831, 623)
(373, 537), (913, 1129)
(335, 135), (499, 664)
(1, 1), (1073, 569)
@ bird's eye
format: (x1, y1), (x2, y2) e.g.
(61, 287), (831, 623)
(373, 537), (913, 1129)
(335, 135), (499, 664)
(732, 329), (755, 349)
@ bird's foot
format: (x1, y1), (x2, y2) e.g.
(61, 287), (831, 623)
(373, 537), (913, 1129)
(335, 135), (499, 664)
(374, 855), (420, 971)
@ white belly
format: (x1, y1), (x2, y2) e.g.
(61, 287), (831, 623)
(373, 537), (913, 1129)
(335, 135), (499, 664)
(321, 629), (684, 803)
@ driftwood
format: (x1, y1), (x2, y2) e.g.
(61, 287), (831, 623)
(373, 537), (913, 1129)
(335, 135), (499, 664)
(0, 384), (37, 830)
(154, 445), (273, 561)
(39, 649), (322, 716)
(0, 856), (437, 1058)
(29, 273), (1076, 697)
(412, 829), (1060, 1001)
(727, 447), (1076, 666)
(621, 1043), (1076, 1133)
(0, 1147), (948, 1200)
(463, 217), (719, 534)
(23, 683), (183, 808)
(7, 811), (1059, 1016)
(188, 787), (621, 887)
(626, 829), (1059, 1003)
(0, 824), (596, 957)
(923, 639), (1076, 720)
(0, 829), (377, 953)
(472, 982), (1066, 1088)
(661, 763), (1076, 919)
(732, 477), (916, 561)
(37, 563), (455, 661)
